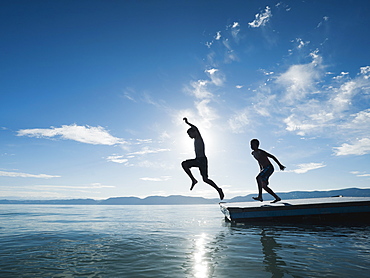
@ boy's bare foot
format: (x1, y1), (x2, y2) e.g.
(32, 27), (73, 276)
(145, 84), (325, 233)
(217, 188), (224, 200)
(190, 179), (198, 190)
(253, 197), (263, 202)
(271, 198), (281, 203)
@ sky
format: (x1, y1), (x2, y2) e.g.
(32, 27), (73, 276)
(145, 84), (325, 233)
(1, 0), (370, 200)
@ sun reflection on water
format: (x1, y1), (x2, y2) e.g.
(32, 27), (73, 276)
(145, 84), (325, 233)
(193, 233), (208, 278)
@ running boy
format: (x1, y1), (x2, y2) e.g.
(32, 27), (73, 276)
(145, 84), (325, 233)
(181, 118), (224, 200)
(250, 139), (285, 203)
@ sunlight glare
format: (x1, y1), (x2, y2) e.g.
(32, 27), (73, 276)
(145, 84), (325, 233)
(193, 233), (208, 278)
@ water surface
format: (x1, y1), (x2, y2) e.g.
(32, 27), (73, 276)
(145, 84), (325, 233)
(1, 204), (369, 277)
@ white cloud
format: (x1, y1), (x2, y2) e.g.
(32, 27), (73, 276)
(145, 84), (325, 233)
(123, 87), (137, 102)
(17, 124), (125, 145)
(333, 72), (349, 80)
(187, 80), (212, 99)
(342, 109), (370, 133)
(334, 138), (370, 156)
(276, 51), (323, 104)
(231, 21), (240, 41)
(107, 146), (170, 165)
(106, 155), (128, 164)
(129, 146), (170, 156)
(205, 68), (224, 86)
(215, 31), (221, 40)
(330, 81), (358, 113)
(195, 99), (219, 127)
(248, 6), (272, 28)
(295, 38), (310, 49)
(289, 163), (326, 174)
(228, 108), (250, 133)
(272, 56), (370, 137)
(37, 183), (115, 189)
(137, 160), (174, 169)
(350, 171), (370, 177)
(0, 170), (60, 178)
(360, 66), (370, 79)
(140, 176), (171, 182)
(283, 114), (318, 136)
(317, 16), (329, 28)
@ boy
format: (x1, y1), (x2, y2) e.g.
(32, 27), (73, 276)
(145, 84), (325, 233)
(181, 118), (224, 200)
(250, 139), (285, 203)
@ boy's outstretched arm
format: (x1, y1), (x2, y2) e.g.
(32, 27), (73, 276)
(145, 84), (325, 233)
(267, 153), (286, 171)
(183, 117), (198, 130)
(183, 117), (193, 127)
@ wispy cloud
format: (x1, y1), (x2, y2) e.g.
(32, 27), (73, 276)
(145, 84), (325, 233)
(334, 138), (370, 156)
(0, 170), (60, 178)
(230, 21), (240, 42)
(195, 99), (219, 126)
(317, 16), (329, 28)
(106, 155), (128, 164)
(140, 176), (171, 182)
(276, 50), (324, 104)
(17, 124), (125, 145)
(215, 31), (221, 40)
(294, 38), (310, 49)
(228, 108), (251, 133)
(184, 5), (370, 160)
(205, 68), (225, 86)
(248, 6), (272, 28)
(350, 171), (370, 177)
(249, 47), (370, 145)
(186, 80), (213, 99)
(342, 109), (370, 135)
(122, 87), (138, 102)
(289, 163), (326, 174)
(129, 146), (170, 156)
(36, 183), (115, 189)
(107, 146), (171, 167)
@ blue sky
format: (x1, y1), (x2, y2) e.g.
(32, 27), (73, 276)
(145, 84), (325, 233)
(1, 0), (370, 200)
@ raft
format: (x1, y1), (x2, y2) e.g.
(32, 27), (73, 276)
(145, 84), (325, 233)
(219, 196), (370, 223)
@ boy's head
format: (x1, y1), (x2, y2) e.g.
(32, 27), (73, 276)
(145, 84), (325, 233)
(187, 127), (196, 139)
(250, 139), (259, 150)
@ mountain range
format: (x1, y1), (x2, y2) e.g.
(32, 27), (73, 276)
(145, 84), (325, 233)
(1, 188), (370, 205)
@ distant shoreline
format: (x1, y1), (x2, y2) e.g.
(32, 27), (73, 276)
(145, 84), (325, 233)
(1, 188), (370, 205)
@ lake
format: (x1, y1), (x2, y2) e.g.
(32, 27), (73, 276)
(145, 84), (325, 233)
(0, 204), (369, 277)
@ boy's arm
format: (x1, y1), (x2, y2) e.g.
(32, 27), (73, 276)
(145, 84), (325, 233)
(183, 117), (194, 127)
(265, 151), (286, 171)
(183, 118), (200, 132)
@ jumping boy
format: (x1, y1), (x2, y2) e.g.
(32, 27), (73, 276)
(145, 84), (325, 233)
(250, 139), (285, 203)
(181, 117), (224, 200)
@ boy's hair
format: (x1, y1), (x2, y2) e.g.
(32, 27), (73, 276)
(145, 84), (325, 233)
(251, 139), (260, 147)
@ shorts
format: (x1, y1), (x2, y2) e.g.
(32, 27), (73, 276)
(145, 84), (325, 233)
(257, 164), (274, 183)
(185, 157), (208, 178)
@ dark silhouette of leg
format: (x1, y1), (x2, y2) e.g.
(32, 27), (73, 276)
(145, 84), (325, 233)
(181, 161), (198, 190)
(253, 176), (263, 201)
(261, 182), (281, 203)
(203, 177), (224, 200)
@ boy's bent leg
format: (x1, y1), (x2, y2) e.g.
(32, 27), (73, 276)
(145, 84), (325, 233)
(181, 160), (198, 190)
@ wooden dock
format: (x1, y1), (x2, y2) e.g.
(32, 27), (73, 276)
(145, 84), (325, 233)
(219, 196), (370, 223)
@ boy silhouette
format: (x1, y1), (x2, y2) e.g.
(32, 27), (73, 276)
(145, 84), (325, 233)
(250, 139), (285, 203)
(181, 118), (224, 200)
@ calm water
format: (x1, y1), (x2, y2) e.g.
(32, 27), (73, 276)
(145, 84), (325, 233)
(0, 204), (369, 278)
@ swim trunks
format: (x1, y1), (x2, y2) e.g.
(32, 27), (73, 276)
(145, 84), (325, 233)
(257, 164), (274, 184)
(184, 157), (208, 178)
